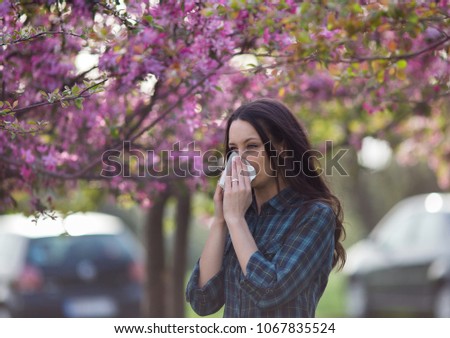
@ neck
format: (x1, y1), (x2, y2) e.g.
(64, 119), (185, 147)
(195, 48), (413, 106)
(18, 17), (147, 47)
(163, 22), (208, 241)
(253, 178), (287, 214)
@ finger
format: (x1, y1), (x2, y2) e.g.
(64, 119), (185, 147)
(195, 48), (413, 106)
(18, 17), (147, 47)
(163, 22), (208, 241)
(224, 168), (232, 191)
(236, 156), (245, 187)
(231, 155), (239, 188)
(232, 155), (238, 178)
(237, 156), (250, 190)
(215, 181), (224, 196)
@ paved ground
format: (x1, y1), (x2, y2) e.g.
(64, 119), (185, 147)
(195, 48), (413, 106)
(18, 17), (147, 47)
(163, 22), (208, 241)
(0, 307), (10, 318)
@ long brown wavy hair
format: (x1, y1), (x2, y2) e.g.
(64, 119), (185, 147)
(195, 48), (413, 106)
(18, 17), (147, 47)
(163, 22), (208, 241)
(224, 98), (346, 270)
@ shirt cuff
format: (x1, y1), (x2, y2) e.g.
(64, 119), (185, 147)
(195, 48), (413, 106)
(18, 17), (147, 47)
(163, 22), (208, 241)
(186, 260), (224, 304)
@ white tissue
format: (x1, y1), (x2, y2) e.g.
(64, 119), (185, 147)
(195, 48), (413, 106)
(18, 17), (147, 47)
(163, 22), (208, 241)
(218, 152), (256, 188)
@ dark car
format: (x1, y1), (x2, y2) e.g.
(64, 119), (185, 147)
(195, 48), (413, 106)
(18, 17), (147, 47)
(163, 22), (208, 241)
(0, 211), (145, 317)
(344, 193), (450, 318)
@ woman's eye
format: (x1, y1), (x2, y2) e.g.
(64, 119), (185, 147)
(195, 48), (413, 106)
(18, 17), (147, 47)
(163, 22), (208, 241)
(247, 144), (258, 149)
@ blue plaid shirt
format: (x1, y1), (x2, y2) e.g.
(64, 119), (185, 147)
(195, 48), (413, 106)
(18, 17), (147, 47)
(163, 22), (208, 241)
(186, 187), (336, 318)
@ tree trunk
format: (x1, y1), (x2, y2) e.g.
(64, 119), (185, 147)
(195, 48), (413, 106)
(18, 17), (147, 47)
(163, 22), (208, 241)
(144, 188), (171, 317)
(168, 183), (191, 317)
(346, 148), (378, 232)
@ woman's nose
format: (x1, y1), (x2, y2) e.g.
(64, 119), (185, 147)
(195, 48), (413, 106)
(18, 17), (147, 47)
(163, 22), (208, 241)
(230, 149), (243, 157)
(237, 150), (249, 160)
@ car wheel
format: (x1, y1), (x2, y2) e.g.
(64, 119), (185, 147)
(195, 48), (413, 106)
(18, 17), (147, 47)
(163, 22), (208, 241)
(434, 283), (450, 318)
(346, 279), (370, 317)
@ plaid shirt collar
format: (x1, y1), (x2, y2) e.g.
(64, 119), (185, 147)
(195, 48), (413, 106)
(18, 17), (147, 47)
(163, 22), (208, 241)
(250, 186), (304, 213)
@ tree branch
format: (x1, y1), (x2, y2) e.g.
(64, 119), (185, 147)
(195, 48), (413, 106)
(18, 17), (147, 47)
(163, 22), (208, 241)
(127, 65), (225, 145)
(95, 1), (140, 30)
(337, 36), (450, 63)
(0, 155), (201, 183)
(122, 81), (162, 141)
(21, 63), (224, 181)
(0, 30), (85, 46)
(5, 79), (107, 115)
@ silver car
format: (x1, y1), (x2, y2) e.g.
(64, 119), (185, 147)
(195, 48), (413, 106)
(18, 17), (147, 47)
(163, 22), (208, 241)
(344, 193), (450, 317)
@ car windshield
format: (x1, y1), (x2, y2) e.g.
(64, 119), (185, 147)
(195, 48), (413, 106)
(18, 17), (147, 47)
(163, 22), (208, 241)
(372, 211), (450, 251)
(26, 234), (134, 268)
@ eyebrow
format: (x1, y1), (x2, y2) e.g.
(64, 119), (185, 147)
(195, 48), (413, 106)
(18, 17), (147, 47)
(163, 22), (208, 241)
(228, 137), (259, 145)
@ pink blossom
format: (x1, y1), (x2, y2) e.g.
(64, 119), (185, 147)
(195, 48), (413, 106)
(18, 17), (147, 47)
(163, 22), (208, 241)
(20, 166), (33, 181)
(362, 102), (377, 115)
(42, 153), (58, 171)
(0, 0), (11, 17)
(153, 182), (167, 192)
(21, 149), (35, 164)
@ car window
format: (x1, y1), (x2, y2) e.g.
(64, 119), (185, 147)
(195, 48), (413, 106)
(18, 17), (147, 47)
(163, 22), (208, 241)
(373, 211), (418, 251)
(0, 234), (26, 276)
(410, 212), (450, 250)
(373, 211), (450, 252)
(444, 213), (450, 237)
(27, 234), (135, 268)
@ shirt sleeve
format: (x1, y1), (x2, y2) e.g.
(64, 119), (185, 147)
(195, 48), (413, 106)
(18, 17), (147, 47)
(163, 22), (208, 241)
(239, 202), (336, 310)
(185, 259), (225, 316)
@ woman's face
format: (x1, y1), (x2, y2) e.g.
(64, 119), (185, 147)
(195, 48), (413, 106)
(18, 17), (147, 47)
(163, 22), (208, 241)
(228, 119), (276, 190)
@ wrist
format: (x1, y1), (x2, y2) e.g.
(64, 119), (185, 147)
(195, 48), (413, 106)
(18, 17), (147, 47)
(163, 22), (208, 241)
(210, 217), (227, 230)
(224, 215), (246, 228)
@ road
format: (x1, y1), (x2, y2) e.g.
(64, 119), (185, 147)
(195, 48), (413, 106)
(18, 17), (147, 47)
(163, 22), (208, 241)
(0, 307), (10, 318)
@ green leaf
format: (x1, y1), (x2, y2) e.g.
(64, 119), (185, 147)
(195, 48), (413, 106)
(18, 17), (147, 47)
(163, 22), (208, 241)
(352, 4), (363, 14)
(71, 84), (80, 96)
(396, 59), (407, 69)
(300, 2), (310, 14)
(144, 15), (154, 25)
(217, 5), (227, 15)
(74, 98), (84, 110)
(110, 127), (119, 139)
(230, 0), (240, 10)
(202, 8), (214, 17)
(407, 13), (419, 24)
(153, 24), (164, 32)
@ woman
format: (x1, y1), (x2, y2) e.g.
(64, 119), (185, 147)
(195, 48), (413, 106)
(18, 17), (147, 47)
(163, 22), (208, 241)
(186, 98), (345, 317)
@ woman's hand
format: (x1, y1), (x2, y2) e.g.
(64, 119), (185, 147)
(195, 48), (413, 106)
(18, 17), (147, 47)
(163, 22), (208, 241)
(212, 180), (226, 225)
(223, 156), (252, 226)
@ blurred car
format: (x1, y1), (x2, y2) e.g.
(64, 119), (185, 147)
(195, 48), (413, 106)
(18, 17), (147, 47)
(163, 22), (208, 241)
(0, 211), (145, 317)
(344, 193), (450, 318)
